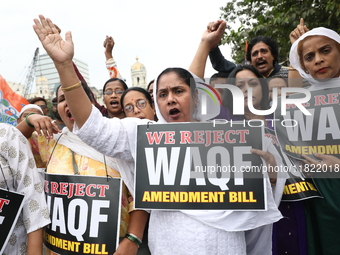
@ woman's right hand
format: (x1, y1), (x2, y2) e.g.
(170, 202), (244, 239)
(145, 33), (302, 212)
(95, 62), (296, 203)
(33, 15), (74, 65)
(289, 18), (309, 45)
(28, 114), (61, 139)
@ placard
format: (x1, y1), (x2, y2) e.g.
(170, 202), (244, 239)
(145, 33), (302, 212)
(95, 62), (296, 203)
(44, 174), (122, 255)
(135, 122), (267, 210)
(0, 188), (25, 254)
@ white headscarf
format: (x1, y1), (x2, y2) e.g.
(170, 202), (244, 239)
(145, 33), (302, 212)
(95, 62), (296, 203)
(18, 104), (44, 117)
(289, 27), (340, 89)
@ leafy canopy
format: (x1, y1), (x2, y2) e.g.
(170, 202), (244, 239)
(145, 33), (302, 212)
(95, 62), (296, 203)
(219, 0), (340, 64)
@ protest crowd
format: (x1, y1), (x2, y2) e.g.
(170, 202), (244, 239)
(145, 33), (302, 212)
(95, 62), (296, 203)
(0, 13), (340, 255)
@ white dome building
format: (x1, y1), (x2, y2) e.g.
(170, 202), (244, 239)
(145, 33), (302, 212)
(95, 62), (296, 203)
(131, 57), (147, 89)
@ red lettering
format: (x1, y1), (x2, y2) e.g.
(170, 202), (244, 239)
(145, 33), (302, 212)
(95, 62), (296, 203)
(328, 93), (339, 104)
(286, 103), (297, 109)
(145, 132), (165, 145)
(0, 198), (10, 212)
(97, 185), (110, 197)
(236, 130), (249, 143)
(68, 183), (74, 198)
(193, 131), (205, 144)
(314, 95), (327, 106)
(59, 182), (68, 195)
(180, 131), (192, 144)
(164, 132), (175, 144)
(225, 130), (236, 143)
(51, 182), (59, 194)
(213, 130), (224, 143)
(75, 183), (86, 196)
(85, 184), (97, 197)
(205, 130), (211, 147)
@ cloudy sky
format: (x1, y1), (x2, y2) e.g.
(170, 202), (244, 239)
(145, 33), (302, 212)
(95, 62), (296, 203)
(0, 0), (233, 90)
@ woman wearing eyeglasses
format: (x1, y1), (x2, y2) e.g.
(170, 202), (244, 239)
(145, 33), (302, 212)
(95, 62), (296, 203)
(102, 78), (128, 119)
(120, 87), (156, 121)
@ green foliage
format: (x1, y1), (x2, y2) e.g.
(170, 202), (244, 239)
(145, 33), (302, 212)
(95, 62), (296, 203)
(219, 0), (340, 65)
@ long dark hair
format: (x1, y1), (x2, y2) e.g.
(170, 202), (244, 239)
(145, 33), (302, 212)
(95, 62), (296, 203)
(223, 65), (270, 116)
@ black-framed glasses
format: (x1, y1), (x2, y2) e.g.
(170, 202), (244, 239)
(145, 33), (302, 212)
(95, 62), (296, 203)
(124, 99), (147, 113)
(103, 90), (124, 96)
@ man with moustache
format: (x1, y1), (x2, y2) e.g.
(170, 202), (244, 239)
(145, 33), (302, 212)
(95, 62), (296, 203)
(208, 20), (287, 78)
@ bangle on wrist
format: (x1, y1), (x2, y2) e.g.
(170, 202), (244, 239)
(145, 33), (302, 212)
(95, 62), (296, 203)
(25, 113), (36, 128)
(61, 81), (82, 92)
(125, 233), (142, 248)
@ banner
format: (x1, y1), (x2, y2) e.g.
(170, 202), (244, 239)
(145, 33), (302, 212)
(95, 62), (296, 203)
(275, 87), (340, 161)
(265, 128), (321, 201)
(0, 75), (28, 125)
(135, 122), (267, 210)
(44, 174), (122, 255)
(0, 188), (25, 254)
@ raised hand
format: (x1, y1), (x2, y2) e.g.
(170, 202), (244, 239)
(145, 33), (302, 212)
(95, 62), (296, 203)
(289, 18), (309, 44)
(33, 15), (74, 65)
(104, 36), (115, 60)
(202, 20), (227, 50)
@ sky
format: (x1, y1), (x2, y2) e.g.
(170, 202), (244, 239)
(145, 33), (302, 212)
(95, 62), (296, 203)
(0, 0), (233, 90)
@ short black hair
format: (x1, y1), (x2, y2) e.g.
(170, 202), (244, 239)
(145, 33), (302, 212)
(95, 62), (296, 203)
(29, 97), (47, 105)
(246, 36), (279, 64)
(103, 78), (128, 92)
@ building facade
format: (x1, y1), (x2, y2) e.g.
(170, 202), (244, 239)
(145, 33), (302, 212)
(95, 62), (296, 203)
(131, 57), (147, 89)
(34, 54), (91, 99)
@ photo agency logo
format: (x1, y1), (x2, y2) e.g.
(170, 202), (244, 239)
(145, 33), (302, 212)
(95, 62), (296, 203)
(196, 79), (312, 128)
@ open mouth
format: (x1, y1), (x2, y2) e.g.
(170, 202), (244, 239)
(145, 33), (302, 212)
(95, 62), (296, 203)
(110, 100), (119, 107)
(169, 108), (180, 119)
(257, 60), (267, 68)
(66, 110), (74, 121)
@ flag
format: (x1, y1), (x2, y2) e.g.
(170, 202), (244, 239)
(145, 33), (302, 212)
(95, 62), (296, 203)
(0, 75), (29, 125)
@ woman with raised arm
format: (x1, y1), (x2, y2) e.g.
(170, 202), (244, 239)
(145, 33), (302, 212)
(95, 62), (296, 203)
(289, 26), (340, 255)
(33, 15), (283, 255)
(17, 82), (150, 255)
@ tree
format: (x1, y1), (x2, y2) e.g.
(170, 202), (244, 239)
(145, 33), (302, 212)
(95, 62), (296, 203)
(219, 0), (340, 65)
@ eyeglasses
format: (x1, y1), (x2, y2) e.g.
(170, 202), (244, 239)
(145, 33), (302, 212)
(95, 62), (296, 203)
(38, 105), (47, 109)
(103, 90), (124, 96)
(124, 99), (147, 113)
